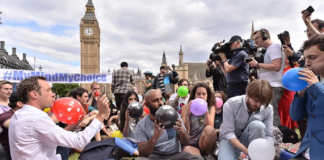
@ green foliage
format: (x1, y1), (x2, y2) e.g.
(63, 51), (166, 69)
(52, 83), (80, 98)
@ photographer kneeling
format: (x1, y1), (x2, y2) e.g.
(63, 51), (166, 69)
(218, 35), (249, 99)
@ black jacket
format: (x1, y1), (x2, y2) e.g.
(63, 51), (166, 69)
(206, 67), (227, 94)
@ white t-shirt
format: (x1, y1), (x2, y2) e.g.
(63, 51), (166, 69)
(174, 96), (189, 114)
(169, 93), (178, 101)
(259, 43), (285, 87)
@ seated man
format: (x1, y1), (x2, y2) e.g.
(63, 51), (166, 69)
(135, 89), (203, 160)
(218, 79), (274, 160)
(289, 34), (324, 160)
(0, 92), (23, 159)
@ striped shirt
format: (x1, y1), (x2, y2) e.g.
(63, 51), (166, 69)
(112, 68), (135, 94)
(157, 74), (166, 93)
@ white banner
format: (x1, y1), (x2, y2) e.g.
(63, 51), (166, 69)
(0, 69), (112, 83)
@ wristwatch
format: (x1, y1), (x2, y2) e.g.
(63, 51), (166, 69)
(222, 59), (228, 63)
(256, 62), (259, 68)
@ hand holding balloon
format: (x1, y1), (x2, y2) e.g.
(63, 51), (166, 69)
(97, 94), (110, 116)
(298, 68), (319, 86)
(125, 110), (130, 120)
(173, 119), (185, 134)
(183, 100), (192, 117)
(152, 121), (165, 141)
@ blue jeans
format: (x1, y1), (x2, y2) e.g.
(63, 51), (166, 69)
(218, 121), (266, 160)
(227, 82), (248, 99)
(114, 138), (138, 155)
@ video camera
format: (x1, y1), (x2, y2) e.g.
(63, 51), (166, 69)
(277, 31), (289, 46)
(209, 39), (265, 64)
(209, 40), (231, 62)
(242, 39), (266, 64)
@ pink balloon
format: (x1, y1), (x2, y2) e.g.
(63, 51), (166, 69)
(216, 98), (223, 108)
(190, 98), (208, 116)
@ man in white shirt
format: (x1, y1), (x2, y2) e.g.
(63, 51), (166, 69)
(9, 76), (109, 160)
(249, 28), (285, 127)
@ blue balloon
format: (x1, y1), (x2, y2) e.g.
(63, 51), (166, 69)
(282, 67), (308, 91)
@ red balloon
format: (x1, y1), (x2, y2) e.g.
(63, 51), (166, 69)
(143, 106), (150, 115)
(94, 91), (100, 97)
(52, 97), (84, 125)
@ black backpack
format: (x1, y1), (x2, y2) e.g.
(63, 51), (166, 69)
(79, 138), (123, 160)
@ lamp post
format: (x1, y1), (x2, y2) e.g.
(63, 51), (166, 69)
(39, 65), (42, 71)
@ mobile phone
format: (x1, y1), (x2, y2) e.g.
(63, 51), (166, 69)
(303, 6), (315, 15)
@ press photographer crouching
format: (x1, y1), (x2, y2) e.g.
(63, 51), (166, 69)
(205, 59), (227, 94)
(249, 28), (285, 127)
(216, 35), (249, 99)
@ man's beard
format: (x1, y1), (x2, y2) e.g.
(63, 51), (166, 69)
(147, 102), (159, 116)
(246, 98), (258, 112)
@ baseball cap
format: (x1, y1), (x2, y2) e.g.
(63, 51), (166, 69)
(225, 35), (243, 45)
(9, 92), (20, 104)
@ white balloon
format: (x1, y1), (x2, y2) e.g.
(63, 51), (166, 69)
(248, 138), (275, 160)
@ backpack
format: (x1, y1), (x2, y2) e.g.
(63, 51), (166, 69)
(79, 138), (122, 160)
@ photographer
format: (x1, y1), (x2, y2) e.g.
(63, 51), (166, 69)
(249, 28), (285, 127)
(152, 66), (179, 97)
(284, 15), (324, 67)
(205, 59), (227, 94)
(302, 7), (323, 37)
(218, 35), (249, 99)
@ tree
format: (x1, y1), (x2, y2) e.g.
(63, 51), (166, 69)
(52, 83), (80, 98)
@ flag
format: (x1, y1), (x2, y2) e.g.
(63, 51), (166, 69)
(34, 56), (36, 61)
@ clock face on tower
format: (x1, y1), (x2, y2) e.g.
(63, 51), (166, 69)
(84, 27), (93, 36)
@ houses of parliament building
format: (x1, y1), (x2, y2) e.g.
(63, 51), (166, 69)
(79, 0), (255, 97)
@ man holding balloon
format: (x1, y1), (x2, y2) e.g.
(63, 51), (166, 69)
(218, 79), (274, 160)
(289, 34), (324, 160)
(8, 76), (110, 160)
(135, 89), (203, 160)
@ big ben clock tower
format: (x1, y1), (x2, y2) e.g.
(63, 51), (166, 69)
(80, 0), (100, 91)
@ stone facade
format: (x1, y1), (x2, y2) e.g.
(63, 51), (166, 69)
(173, 46), (213, 92)
(0, 41), (33, 70)
(80, 0), (101, 91)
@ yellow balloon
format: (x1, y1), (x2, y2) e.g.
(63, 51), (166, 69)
(111, 130), (123, 139)
(44, 108), (51, 113)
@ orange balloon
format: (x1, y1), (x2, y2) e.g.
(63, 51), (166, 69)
(52, 97), (84, 125)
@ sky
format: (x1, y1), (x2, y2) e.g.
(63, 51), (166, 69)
(0, 0), (323, 74)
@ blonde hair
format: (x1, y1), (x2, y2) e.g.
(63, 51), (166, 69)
(90, 81), (100, 89)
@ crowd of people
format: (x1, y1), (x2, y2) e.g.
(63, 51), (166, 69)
(0, 8), (323, 160)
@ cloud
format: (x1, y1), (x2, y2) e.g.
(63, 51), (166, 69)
(1, 0), (323, 74)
